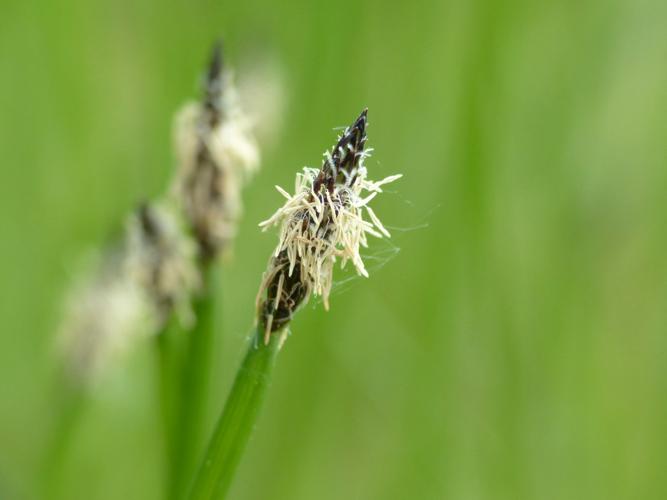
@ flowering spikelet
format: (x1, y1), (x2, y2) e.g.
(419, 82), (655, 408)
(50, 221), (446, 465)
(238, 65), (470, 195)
(256, 109), (401, 342)
(58, 202), (200, 383)
(173, 42), (260, 261)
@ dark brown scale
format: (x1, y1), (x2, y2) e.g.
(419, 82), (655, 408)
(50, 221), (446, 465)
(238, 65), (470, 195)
(260, 251), (309, 333)
(184, 146), (224, 263)
(203, 40), (224, 128)
(313, 108), (368, 193)
(135, 203), (175, 324)
(138, 202), (159, 242)
(258, 197), (335, 333)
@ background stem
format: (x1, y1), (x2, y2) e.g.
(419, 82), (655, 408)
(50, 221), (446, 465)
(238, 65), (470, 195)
(188, 327), (283, 500)
(155, 316), (182, 485)
(169, 262), (222, 500)
(41, 377), (86, 500)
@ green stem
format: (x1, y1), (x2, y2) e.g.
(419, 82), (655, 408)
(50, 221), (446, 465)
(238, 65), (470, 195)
(169, 263), (222, 500)
(156, 317), (183, 479)
(188, 327), (283, 500)
(41, 376), (86, 500)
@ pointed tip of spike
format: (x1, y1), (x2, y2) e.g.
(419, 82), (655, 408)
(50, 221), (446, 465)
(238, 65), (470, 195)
(350, 108), (368, 138)
(356, 108), (368, 126)
(207, 39), (224, 83)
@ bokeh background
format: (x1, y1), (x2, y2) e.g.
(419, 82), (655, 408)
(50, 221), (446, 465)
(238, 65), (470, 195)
(2, 0), (667, 499)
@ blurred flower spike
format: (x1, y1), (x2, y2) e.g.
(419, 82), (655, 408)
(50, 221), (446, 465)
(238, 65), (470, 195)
(173, 41), (260, 262)
(58, 201), (200, 384)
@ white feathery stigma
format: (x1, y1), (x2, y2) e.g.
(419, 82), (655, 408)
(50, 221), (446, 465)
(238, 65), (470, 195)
(258, 109), (401, 315)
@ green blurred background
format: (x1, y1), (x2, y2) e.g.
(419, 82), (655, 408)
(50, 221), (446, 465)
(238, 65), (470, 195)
(2, 0), (667, 498)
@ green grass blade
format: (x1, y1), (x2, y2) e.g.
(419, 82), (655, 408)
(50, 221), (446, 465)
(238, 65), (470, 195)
(188, 327), (283, 500)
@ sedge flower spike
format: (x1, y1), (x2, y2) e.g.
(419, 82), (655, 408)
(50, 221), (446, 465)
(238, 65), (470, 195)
(173, 42), (260, 262)
(256, 109), (402, 342)
(57, 202), (200, 383)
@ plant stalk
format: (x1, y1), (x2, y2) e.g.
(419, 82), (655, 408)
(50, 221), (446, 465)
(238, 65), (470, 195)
(41, 376), (86, 500)
(188, 326), (283, 500)
(156, 315), (184, 482)
(169, 262), (222, 500)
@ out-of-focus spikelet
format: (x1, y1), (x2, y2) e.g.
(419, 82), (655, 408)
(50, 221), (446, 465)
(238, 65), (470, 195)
(172, 43), (260, 261)
(57, 201), (199, 384)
